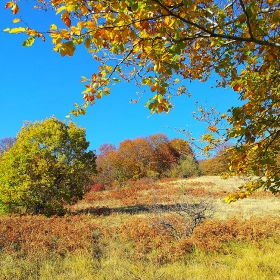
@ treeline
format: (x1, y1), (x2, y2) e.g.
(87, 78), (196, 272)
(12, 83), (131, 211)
(93, 133), (229, 188)
(0, 132), (230, 191)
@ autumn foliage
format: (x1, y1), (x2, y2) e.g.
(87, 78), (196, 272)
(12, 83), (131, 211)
(199, 148), (229, 176)
(4, 0), (280, 199)
(1, 214), (280, 265)
(94, 134), (198, 187)
(0, 117), (96, 216)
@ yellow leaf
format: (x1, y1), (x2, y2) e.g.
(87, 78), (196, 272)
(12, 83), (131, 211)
(50, 24), (57, 30)
(94, 36), (102, 47)
(194, 41), (200, 50)
(13, 18), (21, 23)
(77, 21), (84, 30)
(71, 26), (80, 35)
(23, 37), (35, 47)
(251, 145), (258, 151)
(190, 4), (197, 12)
(207, 125), (218, 133)
(165, 16), (170, 25)
(9, 27), (26, 34)
(105, 65), (113, 73)
(66, 4), (75, 13)
(56, 5), (66, 14)
(86, 21), (96, 29)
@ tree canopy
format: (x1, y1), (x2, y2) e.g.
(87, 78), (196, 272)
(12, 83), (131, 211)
(0, 117), (96, 216)
(95, 134), (197, 187)
(4, 0), (280, 199)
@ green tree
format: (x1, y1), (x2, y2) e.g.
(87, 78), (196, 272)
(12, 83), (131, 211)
(170, 155), (200, 178)
(0, 117), (96, 216)
(4, 0), (280, 198)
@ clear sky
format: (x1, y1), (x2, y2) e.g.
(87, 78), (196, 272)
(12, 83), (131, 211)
(1, 2), (241, 154)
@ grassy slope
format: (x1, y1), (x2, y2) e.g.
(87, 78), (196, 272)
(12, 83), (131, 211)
(1, 176), (280, 280)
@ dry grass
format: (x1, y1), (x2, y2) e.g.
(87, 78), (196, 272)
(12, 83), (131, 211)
(72, 176), (280, 219)
(1, 176), (280, 279)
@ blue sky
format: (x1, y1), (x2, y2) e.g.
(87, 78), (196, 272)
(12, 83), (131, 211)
(1, 2), (241, 153)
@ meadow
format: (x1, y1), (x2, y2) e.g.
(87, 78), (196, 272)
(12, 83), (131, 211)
(1, 176), (280, 280)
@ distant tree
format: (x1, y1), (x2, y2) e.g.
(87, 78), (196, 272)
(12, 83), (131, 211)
(95, 144), (118, 187)
(149, 133), (179, 177)
(94, 134), (198, 186)
(198, 146), (230, 176)
(169, 138), (195, 160)
(170, 155), (200, 178)
(0, 117), (96, 216)
(98, 143), (116, 156)
(0, 137), (16, 156)
(116, 138), (155, 181)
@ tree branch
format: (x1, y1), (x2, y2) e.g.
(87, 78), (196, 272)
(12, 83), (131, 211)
(151, 0), (280, 48)
(239, 0), (255, 40)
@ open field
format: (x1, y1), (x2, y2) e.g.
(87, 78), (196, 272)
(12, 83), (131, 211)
(1, 176), (280, 279)
(72, 176), (280, 220)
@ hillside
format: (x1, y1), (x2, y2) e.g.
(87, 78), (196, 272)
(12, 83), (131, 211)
(1, 176), (280, 279)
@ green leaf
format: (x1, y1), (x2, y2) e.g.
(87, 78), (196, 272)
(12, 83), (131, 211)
(112, 77), (121, 82)
(23, 37), (35, 47)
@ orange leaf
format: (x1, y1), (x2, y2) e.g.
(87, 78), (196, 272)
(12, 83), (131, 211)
(233, 83), (241, 91)
(61, 11), (71, 28)
(5, 2), (19, 14)
(141, 21), (150, 30)
(5, 2), (13, 8)
(239, 14), (246, 24)
(267, 54), (274, 61)
(80, 5), (88, 15)
(52, 0), (63, 6)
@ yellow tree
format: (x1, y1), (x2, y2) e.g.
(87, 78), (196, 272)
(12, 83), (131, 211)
(4, 0), (280, 199)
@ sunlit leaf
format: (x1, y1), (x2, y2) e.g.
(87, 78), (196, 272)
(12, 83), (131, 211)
(22, 37), (35, 47)
(13, 18), (20, 23)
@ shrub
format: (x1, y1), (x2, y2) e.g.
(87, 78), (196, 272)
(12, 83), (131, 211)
(0, 117), (96, 216)
(91, 184), (105, 192)
(150, 199), (214, 239)
(169, 155), (200, 178)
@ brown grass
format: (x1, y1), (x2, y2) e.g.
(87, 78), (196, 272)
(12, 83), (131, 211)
(1, 213), (280, 265)
(72, 176), (280, 220)
(1, 175), (280, 277)
(0, 215), (97, 258)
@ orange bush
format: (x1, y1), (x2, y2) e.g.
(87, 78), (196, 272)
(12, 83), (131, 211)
(0, 215), (97, 257)
(109, 216), (280, 263)
(0, 214), (280, 264)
